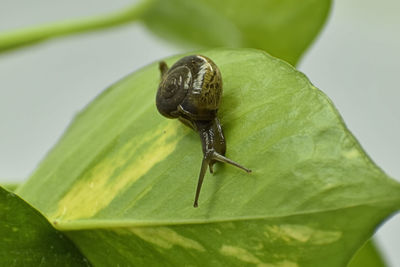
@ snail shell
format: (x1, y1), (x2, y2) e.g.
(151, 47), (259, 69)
(156, 55), (222, 124)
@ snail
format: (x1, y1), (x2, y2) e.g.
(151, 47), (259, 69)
(156, 55), (251, 207)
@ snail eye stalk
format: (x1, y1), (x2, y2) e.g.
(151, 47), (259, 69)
(155, 55), (251, 207)
(159, 61), (168, 77)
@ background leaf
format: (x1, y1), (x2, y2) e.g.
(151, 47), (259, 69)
(142, 0), (332, 65)
(17, 49), (400, 266)
(0, 0), (330, 65)
(0, 186), (90, 266)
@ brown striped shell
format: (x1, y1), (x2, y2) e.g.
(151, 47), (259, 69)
(156, 55), (222, 125)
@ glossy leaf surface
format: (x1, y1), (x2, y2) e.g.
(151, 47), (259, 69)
(0, 187), (90, 266)
(17, 49), (400, 266)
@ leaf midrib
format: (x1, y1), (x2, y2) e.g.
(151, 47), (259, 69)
(54, 195), (400, 231)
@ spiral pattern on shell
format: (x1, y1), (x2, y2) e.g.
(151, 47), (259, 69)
(156, 55), (222, 121)
(156, 65), (192, 118)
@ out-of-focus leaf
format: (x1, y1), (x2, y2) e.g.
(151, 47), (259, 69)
(142, 0), (331, 65)
(17, 49), (400, 266)
(0, 186), (90, 266)
(0, 0), (330, 65)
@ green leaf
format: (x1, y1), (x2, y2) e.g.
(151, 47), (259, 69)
(0, 186), (90, 266)
(0, 0), (330, 65)
(142, 0), (331, 65)
(1, 183), (20, 192)
(17, 49), (400, 266)
(348, 240), (386, 267)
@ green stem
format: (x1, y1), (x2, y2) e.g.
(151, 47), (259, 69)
(0, 0), (154, 53)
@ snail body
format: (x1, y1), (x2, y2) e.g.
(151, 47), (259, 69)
(156, 55), (251, 207)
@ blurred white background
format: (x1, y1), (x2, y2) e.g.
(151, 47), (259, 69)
(0, 0), (399, 265)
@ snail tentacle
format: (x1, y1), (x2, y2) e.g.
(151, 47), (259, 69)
(155, 55), (251, 207)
